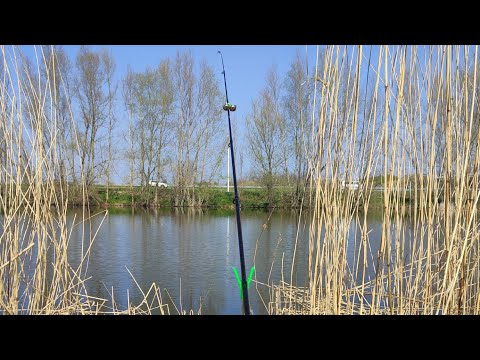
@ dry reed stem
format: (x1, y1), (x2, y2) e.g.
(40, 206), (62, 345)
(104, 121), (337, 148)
(274, 45), (480, 315)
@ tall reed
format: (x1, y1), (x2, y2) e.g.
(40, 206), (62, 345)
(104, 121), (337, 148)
(0, 45), (94, 313)
(275, 45), (480, 315)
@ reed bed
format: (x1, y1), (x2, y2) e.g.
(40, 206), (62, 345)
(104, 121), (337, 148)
(3, 45), (479, 315)
(270, 45), (480, 315)
(0, 45), (183, 315)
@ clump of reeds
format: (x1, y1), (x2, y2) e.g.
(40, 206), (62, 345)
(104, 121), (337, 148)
(274, 45), (480, 315)
(0, 45), (93, 313)
(0, 45), (173, 315)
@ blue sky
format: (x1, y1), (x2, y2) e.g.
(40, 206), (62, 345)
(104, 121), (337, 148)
(21, 44), (316, 121)
(20, 45), (409, 183)
(61, 45), (316, 132)
(18, 45), (466, 183)
(20, 45), (319, 183)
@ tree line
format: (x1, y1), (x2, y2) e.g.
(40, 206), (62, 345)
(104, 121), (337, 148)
(14, 46), (228, 207)
(5, 45), (479, 208)
(2, 45), (325, 207)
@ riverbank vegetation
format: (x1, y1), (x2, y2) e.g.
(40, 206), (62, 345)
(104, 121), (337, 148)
(82, 184), (422, 211)
(2, 45), (480, 314)
(264, 45), (480, 315)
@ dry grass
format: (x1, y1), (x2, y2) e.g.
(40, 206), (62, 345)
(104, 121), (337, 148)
(3, 45), (480, 315)
(269, 45), (480, 315)
(0, 46), (186, 315)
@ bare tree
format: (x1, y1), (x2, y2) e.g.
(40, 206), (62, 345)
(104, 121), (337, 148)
(172, 51), (223, 207)
(247, 66), (286, 205)
(173, 51), (196, 206)
(284, 53), (309, 206)
(73, 46), (112, 189)
(20, 46), (76, 192)
(100, 49), (117, 202)
(122, 66), (137, 206)
(123, 61), (175, 206)
(153, 59), (175, 205)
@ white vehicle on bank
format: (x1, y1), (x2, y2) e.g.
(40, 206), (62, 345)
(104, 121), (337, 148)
(340, 180), (359, 190)
(149, 180), (168, 188)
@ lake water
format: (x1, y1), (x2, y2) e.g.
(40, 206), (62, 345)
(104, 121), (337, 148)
(64, 207), (398, 315)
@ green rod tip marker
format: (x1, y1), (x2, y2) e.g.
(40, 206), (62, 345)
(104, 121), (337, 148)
(233, 266), (255, 299)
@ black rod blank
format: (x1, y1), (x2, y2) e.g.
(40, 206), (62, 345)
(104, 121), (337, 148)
(218, 51), (250, 315)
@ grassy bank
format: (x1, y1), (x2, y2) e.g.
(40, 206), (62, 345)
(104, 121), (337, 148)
(92, 185), (402, 210)
(93, 185), (298, 209)
(4, 45), (480, 315)
(2, 183), (439, 211)
(86, 185), (443, 212)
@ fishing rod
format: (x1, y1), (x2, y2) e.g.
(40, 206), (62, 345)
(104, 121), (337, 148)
(217, 50), (250, 315)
